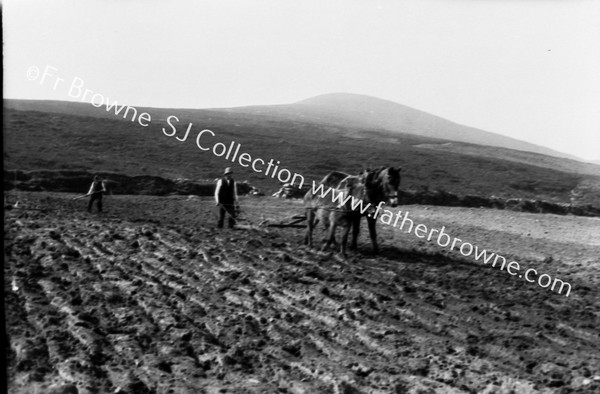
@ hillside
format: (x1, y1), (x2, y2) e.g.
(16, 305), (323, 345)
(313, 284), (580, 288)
(3, 98), (600, 207)
(233, 93), (582, 161)
(4, 94), (591, 163)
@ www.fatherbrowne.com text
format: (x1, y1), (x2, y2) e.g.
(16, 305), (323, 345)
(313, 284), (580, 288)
(310, 182), (572, 297)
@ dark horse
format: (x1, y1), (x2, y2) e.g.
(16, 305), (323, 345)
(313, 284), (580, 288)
(304, 166), (401, 255)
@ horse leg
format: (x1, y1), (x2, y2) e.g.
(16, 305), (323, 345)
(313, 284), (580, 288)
(322, 223), (334, 251)
(305, 208), (315, 247)
(322, 212), (337, 251)
(330, 211), (340, 248)
(350, 213), (360, 250)
(304, 208), (312, 246)
(367, 215), (379, 254)
(318, 209), (329, 247)
(339, 221), (351, 257)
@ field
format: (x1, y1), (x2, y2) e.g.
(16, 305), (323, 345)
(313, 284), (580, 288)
(5, 191), (600, 393)
(4, 98), (600, 393)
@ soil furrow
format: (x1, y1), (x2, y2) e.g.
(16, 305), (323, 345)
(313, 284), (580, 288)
(6, 193), (600, 393)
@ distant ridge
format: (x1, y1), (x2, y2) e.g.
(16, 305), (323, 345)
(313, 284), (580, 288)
(290, 93), (579, 161)
(4, 96), (600, 205)
(2, 94), (584, 162)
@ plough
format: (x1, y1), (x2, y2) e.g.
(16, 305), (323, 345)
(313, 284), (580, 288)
(266, 214), (307, 228)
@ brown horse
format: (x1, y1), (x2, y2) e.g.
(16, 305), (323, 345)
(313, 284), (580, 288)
(304, 166), (401, 255)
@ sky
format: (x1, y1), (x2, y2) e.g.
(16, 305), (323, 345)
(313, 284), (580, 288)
(3, 0), (600, 161)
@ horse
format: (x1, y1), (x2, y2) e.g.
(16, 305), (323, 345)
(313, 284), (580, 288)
(303, 172), (365, 254)
(304, 166), (401, 255)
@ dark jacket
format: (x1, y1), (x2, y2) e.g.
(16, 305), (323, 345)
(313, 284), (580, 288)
(216, 178), (236, 205)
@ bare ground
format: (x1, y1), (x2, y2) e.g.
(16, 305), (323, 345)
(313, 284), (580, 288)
(4, 192), (600, 394)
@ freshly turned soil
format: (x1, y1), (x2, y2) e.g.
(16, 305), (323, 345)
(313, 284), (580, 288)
(4, 192), (600, 393)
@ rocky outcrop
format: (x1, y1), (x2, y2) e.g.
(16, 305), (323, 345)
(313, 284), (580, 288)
(398, 190), (600, 217)
(4, 170), (252, 196)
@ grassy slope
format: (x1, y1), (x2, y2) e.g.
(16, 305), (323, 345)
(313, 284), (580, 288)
(3, 101), (599, 205)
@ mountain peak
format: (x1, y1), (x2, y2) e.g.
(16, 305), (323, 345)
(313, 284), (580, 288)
(291, 92), (578, 161)
(296, 92), (409, 110)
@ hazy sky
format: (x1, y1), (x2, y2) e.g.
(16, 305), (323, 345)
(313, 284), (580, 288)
(4, 0), (600, 160)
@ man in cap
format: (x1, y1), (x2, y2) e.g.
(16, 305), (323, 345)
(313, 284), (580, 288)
(87, 175), (107, 213)
(215, 167), (238, 228)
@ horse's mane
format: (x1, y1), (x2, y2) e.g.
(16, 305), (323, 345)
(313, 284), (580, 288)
(364, 166), (385, 188)
(319, 171), (351, 190)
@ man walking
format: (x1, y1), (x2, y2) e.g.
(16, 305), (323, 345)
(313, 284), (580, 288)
(87, 175), (106, 213)
(215, 167), (238, 228)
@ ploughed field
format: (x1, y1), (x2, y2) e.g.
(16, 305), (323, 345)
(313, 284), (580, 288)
(4, 192), (600, 393)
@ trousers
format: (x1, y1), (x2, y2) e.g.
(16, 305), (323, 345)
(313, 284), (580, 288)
(217, 204), (236, 228)
(88, 194), (103, 213)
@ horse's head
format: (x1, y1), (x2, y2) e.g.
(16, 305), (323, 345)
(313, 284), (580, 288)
(366, 167), (401, 207)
